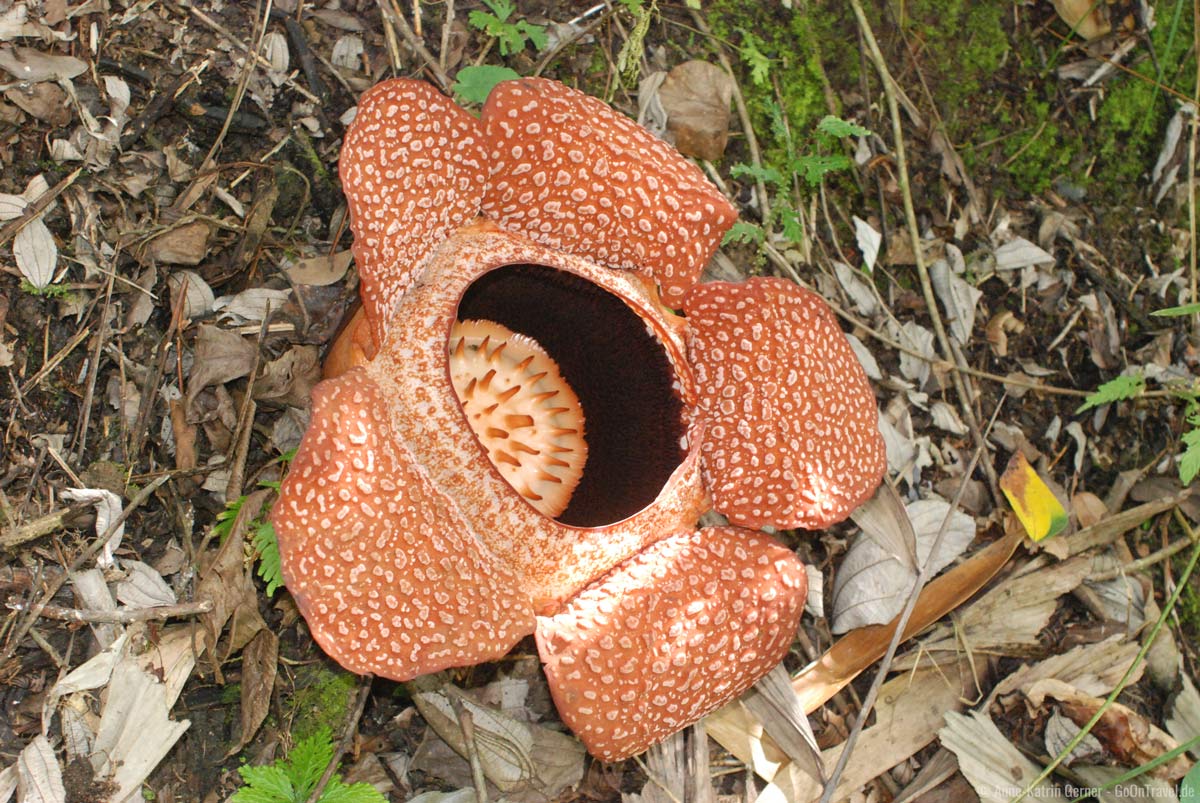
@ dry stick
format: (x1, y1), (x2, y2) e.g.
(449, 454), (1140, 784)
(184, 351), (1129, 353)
(379, 0), (452, 93)
(174, 0), (276, 214)
(460, 709), (491, 803)
(1, 504), (92, 550)
(0, 168), (82, 251)
(0, 474), (169, 667)
(1089, 529), (1199, 582)
(1011, 510), (1200, 803)
(688, 9), (771, 228)
(176, 1), (320, 104)
(72, 269), (116, 459)
(9, 598), (214, 624)
(225, 313), (271, 500)
(1189, 7), (1199, 335)
(19, 326), (91, 395)
(848, 0), (1001, 505)
(816, 397), (1004, 803)
(303, 675), (373, 803)
(439, 0), (455, 75)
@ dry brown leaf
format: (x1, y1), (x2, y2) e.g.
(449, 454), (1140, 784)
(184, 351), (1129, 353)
(833, 499), (975, 633)
(144, 220), (212, 265)
(196, 490), (269, 676)
(253, 346), (321, 408)
(985, 310), (1024, 357)
(167, 268), (215, 321)
(17, 735), (65, 803)
(3, 82), (70, 126)
(411, 676), (586, 798)
(228, 628), (278, 756)
(0, 45), (86, 81)
(1052, 0), (1112, 40)
(656, 60), (733, 162)
(940, 711), (1066, 803)
(989, 635), (1142, 707)
(187, 326), (257, 405)
(285, 250), (354, 286)
(1030, 679), (1191, 780)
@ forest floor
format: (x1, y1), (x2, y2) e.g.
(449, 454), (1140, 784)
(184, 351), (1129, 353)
(0, 1), (1198, 802)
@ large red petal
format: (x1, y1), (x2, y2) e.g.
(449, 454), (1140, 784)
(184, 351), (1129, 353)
(272, 370), (534, 680)
(536, 526), (806, 762)
(683, 278), (886, 530)
(339, 79), (486, 345)
(480, 78), (736, 305)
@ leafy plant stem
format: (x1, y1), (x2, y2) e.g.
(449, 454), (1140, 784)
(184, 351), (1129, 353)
(689, 8), (771, 226)
(847, 0), (1001, 508)
(1011, 510), (1200, 803)
(302, 677), (374, 803)
(1190, 3), (1200, 335)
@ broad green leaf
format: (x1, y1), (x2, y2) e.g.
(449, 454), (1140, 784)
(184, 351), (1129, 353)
(232, 765), (295, 803)
(723, 220), (765, 246)
(318, 781), (388, 803)
(796, 154), (852, 186)
(452, 65), (521, 105)
(1180, 427), (1200, 486)
(739, 32), (771, 86)
(480, 0), (514, 21)
(1152, 301), (1200, 317)
(730, 162), (785, 187)
(1000, 451), (1068, 541)
(818, 115), (871, 139)
(1181, 762), (1199, 803)
(254, 521), (284, 597)
(1075, 373), (1145, 414)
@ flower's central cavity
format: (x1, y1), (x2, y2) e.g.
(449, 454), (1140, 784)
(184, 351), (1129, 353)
(453, 264), (687, 527)
(448, 319), (587, 519)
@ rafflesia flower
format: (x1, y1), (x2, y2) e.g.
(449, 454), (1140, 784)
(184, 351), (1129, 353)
(272, 77), (886, 761)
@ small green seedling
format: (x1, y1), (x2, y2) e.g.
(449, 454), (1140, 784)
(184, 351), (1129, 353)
(468, 0), (548, 56)
(230, 728), (384, 803)
(725, 108), (871, 248)
(1075, 373), (1146, 414)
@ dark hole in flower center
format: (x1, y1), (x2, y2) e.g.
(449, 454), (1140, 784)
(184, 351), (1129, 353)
(455, 264), (687, 527)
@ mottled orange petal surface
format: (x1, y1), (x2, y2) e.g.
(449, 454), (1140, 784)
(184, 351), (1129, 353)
(363, 227), (706, 610)
(480, 78), (736, 305)
(536, 526), (807, 762)
(683, 278), (886, 530)
(272, 370), (535, 680)
(340, 79), (487, 344)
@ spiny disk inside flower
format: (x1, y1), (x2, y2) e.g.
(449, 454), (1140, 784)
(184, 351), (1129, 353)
(449, 318), (587, 518)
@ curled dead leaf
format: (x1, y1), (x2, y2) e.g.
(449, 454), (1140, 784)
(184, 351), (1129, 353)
(656, 60), (733, 162)
(985, 310), (1025, 357)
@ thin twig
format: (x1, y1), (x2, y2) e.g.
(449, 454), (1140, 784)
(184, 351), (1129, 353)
(72, 269), (115, 459)
(8, 598), (214, 623)
(378, 0), (452, 92)
(0, 475), (169, 666)
(1, 504), (92, 550)
(817, 398), (1004, 803)
(19, 326), (91, 395)
(303, 675), (373, 803)
(848, 0), (1001, 505)
(0, 169), (83, 251)
(689, 9), (770, 227)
